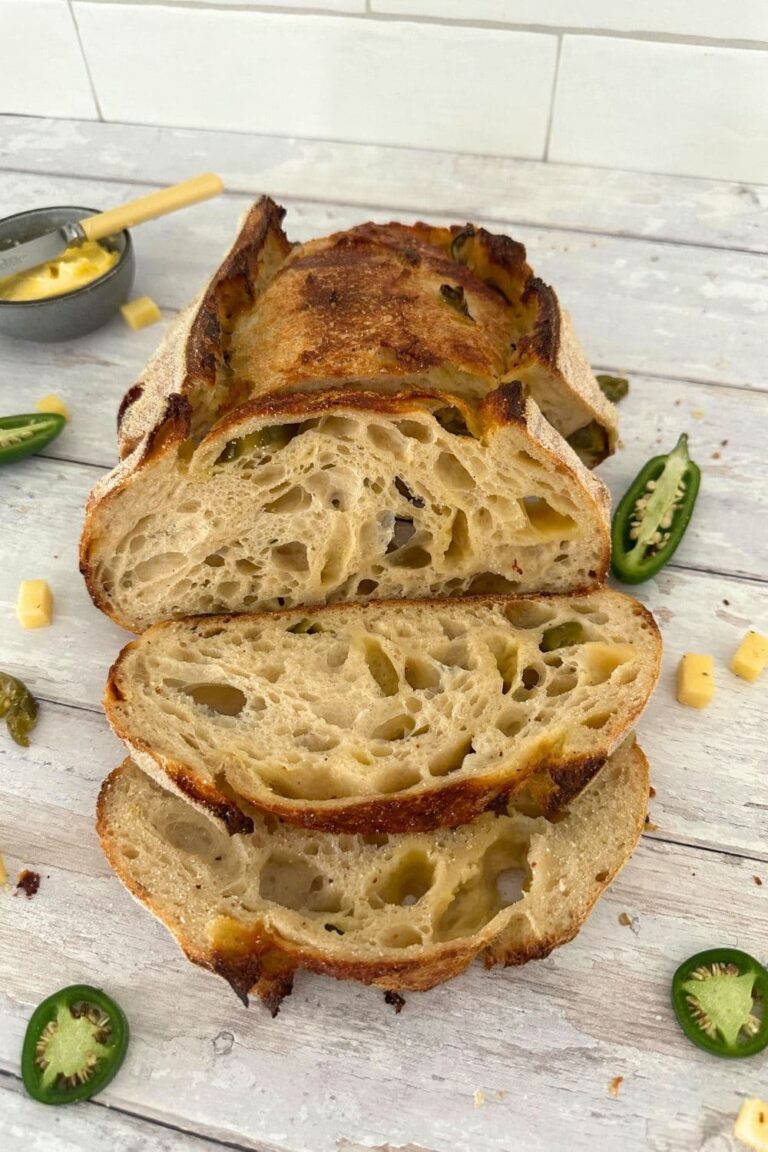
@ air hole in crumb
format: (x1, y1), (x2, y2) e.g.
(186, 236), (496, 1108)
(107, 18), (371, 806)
(497, 712), (524, 739)
(428, 736), (473, 776)
(395, 420), (432, 444)
(271, 542), (309, 572)
(236, 558), (259, 575)
(371, 714), (415, 742)
(362, 832), (390, 846)
(362, 638), (399, 696)
(379, 926), (423, 949)
(546, 671), (578, 697)
(394, 476), (426, 507)
(433, 406), (470, 436)
(503, 602), (556, 629)
(435, 452), (474, 491)
(387, 545), (431, 569)
(386, 517), (416, 554)
(445, 509), (471, 564)
(377, 851), (434, 906)
(404, 657), (441, 691)
(467, 572), (520, 595)
(264, 486), (311, 514)
(183, 683), (246, 716)
(583, 711), (611, 730)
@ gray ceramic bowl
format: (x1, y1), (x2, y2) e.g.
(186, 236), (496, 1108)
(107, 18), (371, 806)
(0, 206), (135, 342)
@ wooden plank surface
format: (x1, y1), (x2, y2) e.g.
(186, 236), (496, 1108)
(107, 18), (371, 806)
(0, 118), (766, 1152)
(0, 1075), (236, 1152)
(2, 115), (766, 254)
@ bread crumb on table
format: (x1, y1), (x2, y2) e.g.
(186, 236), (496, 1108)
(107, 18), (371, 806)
(473, 1090), (486, 1109)
(608, 1076), (624, 1098)
(0, 851), (7, 887)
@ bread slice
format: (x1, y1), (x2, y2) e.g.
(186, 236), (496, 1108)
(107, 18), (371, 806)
(115, 200), (617, 467)
(104, 590), (661, 834)
(96, 739), (649, 1012)
(81, 384), (611, 634)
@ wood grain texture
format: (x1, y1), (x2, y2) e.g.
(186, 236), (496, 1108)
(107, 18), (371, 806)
(0, 117), (766, 1152)
(1, 115), (766, 254)
(0, 1074), (238, 1152)
(0, 171), (766, 391)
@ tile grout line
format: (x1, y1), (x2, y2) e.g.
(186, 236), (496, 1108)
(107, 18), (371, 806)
(66, 1), (105, 122)
(65, 2), (768, 51)
(543, 34), (563, 162)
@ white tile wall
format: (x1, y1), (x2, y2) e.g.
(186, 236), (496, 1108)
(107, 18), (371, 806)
(3, 0), (767, 184)
(71, 4), (558, 157)
(0, 0), (97, 119)
(550, 37), (768, 183)
(137, 0), (366, 10)
(372, 1), (768, 44)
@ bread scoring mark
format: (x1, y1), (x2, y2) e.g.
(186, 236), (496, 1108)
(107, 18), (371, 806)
(117, 382), (145, 432)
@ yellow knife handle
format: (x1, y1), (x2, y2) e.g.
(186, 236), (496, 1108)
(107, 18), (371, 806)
(79, 173), (224, 241)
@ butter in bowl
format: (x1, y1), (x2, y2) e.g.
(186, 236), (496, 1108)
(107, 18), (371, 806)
(0, 174), (223, 342)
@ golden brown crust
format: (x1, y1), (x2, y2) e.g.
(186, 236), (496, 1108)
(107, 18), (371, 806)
(230, 219), (520, 397)
(108, 200), (616, 477)
(115, 198), (291, 459)
(103, 592), (660, 834)
(185, 197), (289, 387)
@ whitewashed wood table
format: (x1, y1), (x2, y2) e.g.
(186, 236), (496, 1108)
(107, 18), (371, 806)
(0, 116), (766, 1152)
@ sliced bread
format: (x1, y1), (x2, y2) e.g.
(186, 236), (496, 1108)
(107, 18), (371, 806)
(96, 740), (649, 1012)
(81, 384), (611, 633)
(115, 200), (617, 466)
(104, 590), (661, 833)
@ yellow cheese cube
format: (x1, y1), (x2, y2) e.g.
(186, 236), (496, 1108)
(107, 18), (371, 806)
(17, 579), (53, 629)
(735, 1098), (768, 1152)
(731, 630), (768, 683)
(121, 296), (162, 331)
(677, 653), (714, 708)
(35, 393), (70, 420)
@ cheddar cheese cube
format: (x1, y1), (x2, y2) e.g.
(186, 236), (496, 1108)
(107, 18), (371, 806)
(17, 580), (53, 629)
(735, 1098), (768, 1152)
(677, 653), (714, 709)
(35, 394), (70, 421)
(731, 630), (768, 683)
(121, 296), (161, 331)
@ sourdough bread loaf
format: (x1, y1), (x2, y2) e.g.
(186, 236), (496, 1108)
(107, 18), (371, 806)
(115, 200), (617, 465)
(83, 385), (611, 633)
(104, 590), (661, 833)
(96, 739), (649, 1011)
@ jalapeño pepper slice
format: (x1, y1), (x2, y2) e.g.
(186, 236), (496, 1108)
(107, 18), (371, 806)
(0, 672), (39, 747)
(672, 949), (768, 1059)
(0, 413), (66, 466)
(611, 433), (700, 584)
(22, 985), (129, 1104)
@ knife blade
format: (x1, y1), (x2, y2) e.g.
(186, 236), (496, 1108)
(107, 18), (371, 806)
(0, 221), (87, 282)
